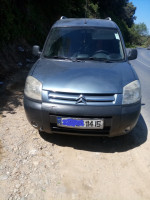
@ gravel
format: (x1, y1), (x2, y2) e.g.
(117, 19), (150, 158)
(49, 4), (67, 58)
(0, 70), (60, 200)
(1, 68), (150, 200)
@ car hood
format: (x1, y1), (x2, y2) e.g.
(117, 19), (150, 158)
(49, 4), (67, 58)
(32, 58), (136, 94)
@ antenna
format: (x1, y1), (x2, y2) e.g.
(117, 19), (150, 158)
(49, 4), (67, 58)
(85, 0), (88, 24)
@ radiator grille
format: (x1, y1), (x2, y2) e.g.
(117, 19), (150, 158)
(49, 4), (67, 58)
(48, 91), (117, 105)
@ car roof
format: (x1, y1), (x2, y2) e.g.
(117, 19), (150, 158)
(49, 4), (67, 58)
(52, 18), (118, 29)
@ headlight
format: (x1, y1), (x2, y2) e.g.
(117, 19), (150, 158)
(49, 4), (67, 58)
(122, 80), (141, 104)
(24, 76), (42, 101)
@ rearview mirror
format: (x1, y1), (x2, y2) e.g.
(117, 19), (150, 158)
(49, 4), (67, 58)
(128, 49), (137, 60)
(32, 45), (41, 57)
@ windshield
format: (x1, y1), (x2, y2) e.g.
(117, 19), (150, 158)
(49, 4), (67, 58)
(43, 27), (125, 61)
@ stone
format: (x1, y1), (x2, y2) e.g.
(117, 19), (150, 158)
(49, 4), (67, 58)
(29, 149), (37, 155)
(0, 174), (8, 180)
(16, 184), (21, 189)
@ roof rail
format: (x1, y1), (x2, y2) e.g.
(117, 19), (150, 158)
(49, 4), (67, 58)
(105, 17), (111, 21)
(60, 16), (67, 20)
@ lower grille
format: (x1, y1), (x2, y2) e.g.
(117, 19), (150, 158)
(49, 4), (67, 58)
(50, 125), (110, 135)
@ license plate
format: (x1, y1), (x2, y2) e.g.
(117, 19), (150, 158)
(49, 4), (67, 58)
(57, 117), (104, 129)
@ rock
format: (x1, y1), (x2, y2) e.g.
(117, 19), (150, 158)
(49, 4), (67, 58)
(13, 188), (18, 193)
(0, 174), (8, 180)
(6, 171), (10, 175)
(22, 159), (27, 164)
(13, 147), (17, 151)
(29, 188), (34, 194)
(33, 161), (39, 166)
(29, 149), (37, 155)
(16, 184), (21, 189)
(20, 197), (25, 200)
(0, 166), (3, 170)
(12, 168), (18, 175)
(8, 196), (13, 200)
(43, 151), (51, 156)
(14, 195), (20, 200)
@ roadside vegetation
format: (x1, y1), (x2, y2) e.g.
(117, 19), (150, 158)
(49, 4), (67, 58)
(0, 0), (149, 47)
(0, 0), (149, 79)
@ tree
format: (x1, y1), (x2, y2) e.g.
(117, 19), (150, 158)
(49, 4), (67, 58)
(134, 23), (149, 36)
(0, 0), (142, 47)
(123, 2), (136, 27)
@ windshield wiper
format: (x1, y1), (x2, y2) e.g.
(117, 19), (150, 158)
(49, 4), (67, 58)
(44, 55), (122, 63)
(88, 57), (114, 63)
(70, 57), (113, 62)
(45, 55), (86, 62)
(71, 57), (86, 62)
(89, 57), (124, 62)
(45, 55), (73, 61)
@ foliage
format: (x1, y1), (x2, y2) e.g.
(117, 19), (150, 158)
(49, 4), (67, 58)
(133, 23), (149, 36)
(0, 0), (149, 47)
(86, 2), (100, 18)
(123, 2), (136, 28)
(125, 23), (149, 46)
(97, 0), (136, 26)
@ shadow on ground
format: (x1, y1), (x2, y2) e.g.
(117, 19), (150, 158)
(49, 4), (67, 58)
(0, 70), (28, 115)
(40, 114), (148, 153)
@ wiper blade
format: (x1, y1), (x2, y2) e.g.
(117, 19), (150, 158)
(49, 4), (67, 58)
(46, 56), (85, 62)
(72, 57), (86, 62)
(88, 57), (113, 62)
(46, 55), (73, 61)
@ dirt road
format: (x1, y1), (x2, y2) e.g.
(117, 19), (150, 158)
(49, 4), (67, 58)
(0, 69), (150, 200)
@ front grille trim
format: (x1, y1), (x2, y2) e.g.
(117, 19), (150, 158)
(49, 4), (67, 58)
(48, 91), (117, 105)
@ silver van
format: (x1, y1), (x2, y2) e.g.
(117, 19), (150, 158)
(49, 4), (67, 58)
(24, 18), (141, 137)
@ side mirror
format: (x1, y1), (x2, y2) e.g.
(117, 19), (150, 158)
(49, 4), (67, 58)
(32, 45), (41, 57)
(128, 49), (137, 60)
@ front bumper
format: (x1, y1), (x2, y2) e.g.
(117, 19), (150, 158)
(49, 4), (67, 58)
(24, 96), (141, 137)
